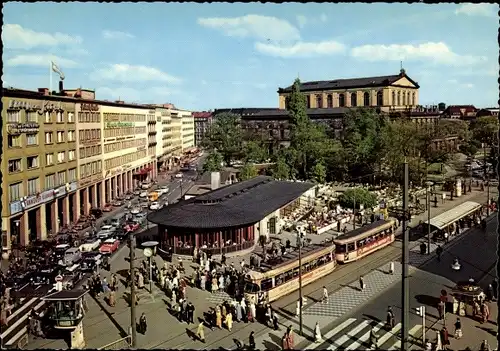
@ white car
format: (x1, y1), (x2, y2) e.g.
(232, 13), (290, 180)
(139, 191), (148, 198)
(97, 225), (115, 239)
(175, 173), (183, 179)
(157, 186), (169, 195)
(149, 202), (162, 210)
(141, 183), (152, 190)
(131, 207), (141, 215)
(79, 238), (101, 252)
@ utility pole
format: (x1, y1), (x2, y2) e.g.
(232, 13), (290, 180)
(483, 144), (490, 216)
(426, 181), (433, 254)
(298, 227), (304, 336)
(353, 197), (356, 230)
(401, 159), (410, 350)
(129, 231), (137, 348)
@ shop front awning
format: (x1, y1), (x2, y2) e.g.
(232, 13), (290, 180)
(134, 167), (152, 176)
(426, 201), (482, 230)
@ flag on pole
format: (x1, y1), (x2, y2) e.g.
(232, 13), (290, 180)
(51, 61), (65, 80)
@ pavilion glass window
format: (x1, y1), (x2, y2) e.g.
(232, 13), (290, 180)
(377, 91), (383, 106)
(350, 93), (357, 107)
(316, 95), (323, 108)
(363, 92), (370, 106)
(402, 92), (407, 105)
(306, 95), (311, 108)
(338, 94), (345, 107)
(392, 91), (396, 106)
(397, 92), (401, 106)
(327, 94), (333, 108)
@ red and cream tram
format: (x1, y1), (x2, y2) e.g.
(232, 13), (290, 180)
(334, 219), (396, 263)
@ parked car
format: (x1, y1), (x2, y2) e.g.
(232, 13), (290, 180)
(81, 252), (102, 272)
(30, 264), (60, 285)
(111, 200), (124, 207)
(97, 225), (116, 239)
(79, 237), (101, 252)
(157, 186), (169, 195)
(124, 221), (140, 232)
(103, 204), (113, 212)
(90, 208), (103, 219)
(149, 201), (162, 210)
(110, 217), (122, 228)
(175, 173), (183, 178)
(64, 247), (82, 266)
(125, 194), (133, 200)
(54, 244), (71, 263)
(62, 264), (83, 290)
(99, 239), (120, 254)
(139, 191), (148, 198)
(134, 213), (148, 223)
(141, 182), (152, 190)
(133, 189), (142, 196)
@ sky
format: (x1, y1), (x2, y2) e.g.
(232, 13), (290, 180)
(2, 2), (498, 111)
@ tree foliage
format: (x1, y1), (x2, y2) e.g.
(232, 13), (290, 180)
(338, 187), (378, 209)
(471, 116), (499, 146)
(239, 163), (258, 181)
(203, 112), (243, 165)
(202, 151), (223, 173)
(243, 140), (268, 163)
(311, 162), (327, 184)
(270, 157), (291, 180)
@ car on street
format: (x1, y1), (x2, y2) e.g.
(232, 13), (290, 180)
(54, 244), (71, 263)
(81, 252), (102, 272)
(130, 207), (141, 215)
(134, 213), (148, 222)
(111, 200), (124, 207)
(125, 194), (133, 200)
(133, 189), (142, 196)
(79, 237), (101, 252)
(141, 182), (152, 189)
(110, 217), (123, 228)
(139, 191), (148, 198)
(61, 264), (83, 290)
(175, 173), (183, 178)
(30, 265), (60, 285)
(99, 238), (120, 254)
(149, 201), (162, 210)
(63, 247), (82, 266)
(97, 225), (116, 239)
(157, 186), (169, 196)
(103, 204), (113, 212)
(124, 221), (140, 232)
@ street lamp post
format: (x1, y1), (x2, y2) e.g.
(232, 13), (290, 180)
(128, 230), (137, 348)
(297, 227), (304, 336)
(426, 181), (433, 254)
(353, 197), (356, 230)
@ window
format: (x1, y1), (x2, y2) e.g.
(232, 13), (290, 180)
(45, 111), (52, 123)
(350, 93), (357, 107)
(80, 165), (86, 178)
(68, 150), (76, 161)
(7, 135), (21, 148)
(68, 168), (77, 182)
(327, 94), (333, 108)
(56, 111), (64, 123)
(57, 172), (66, 185)
(27, 178), (40, 195)
(46, 153), (54, 166)
(27, 156), (39, 169)
(26, 111), (38, 122)
(45, 132), (53, 144)
(45, 173), (56, 189)
(402, 91), (406, 106)
(306, 95), (311, 108)
(339, 93), (345, 107)
(57, 131), (64, 143)
(377, 91), (383, 106)
(9, 182), (22, 202)
(397, 91), (401, 106)
(8, 159), (22, 173)
(67, 130), (75, 141)
(26, 133), (38, 146)
(412, 92), (416, 106)
(392, 91), (396, 106)
(363, 92), (370, 106)
(68, 112), (74, 123)
(316, 95), (323, 108)
(57, 151), (65, 163)
(7, 110), (21, 123)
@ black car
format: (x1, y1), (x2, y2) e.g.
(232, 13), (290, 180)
(81, 252), (102, 272)
(90, 208), (103, 219)
(30, 265), (60, 285)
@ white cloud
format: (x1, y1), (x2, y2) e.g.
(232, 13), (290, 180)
(2, 24), (82, 49)
(455, 4), (497, 17)
(91, 64), (181, 83)
(296, 15), (308, 29)
(5, 54), (78, 67)
(102, 30), (135, 40)
(96, 86), (178, 103)
(350, 42), (487, 66)
(255, 40), (346, 58)
(197, 15), (300, 41)
(320, 14), (328, 22)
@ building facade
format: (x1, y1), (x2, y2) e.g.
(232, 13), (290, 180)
(193, 111), (213, 146)
(2, 89), (79, 252)
(180, 110), (195, 152)
(277, 70), (420, 111)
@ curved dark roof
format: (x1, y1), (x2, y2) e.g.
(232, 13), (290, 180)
(147, 176), (315, 229)
(278, 72), (420, 93)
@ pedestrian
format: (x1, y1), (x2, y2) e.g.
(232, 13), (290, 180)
(436, 245), (443, 262)
(454, 318), (462, 339)
(108, 289), (116, 307)
(272, 312), (279, 331)
(282, 333), (289, 350)
(215, 305), (222, 329)
(236, 300), (242, 322)
(440, 326), (449, 347)
(480, 302), (490, 323)
(314, 321), (323, 342)
(249, 331), (256, 350)
(225, 310), (233, 331)
(389, 261), (394, 275)
(359, 276), (365, 291)
(188, 302), (195, 324)
(386, 306), (395, 329)
(493, 278), (498, 300)
(286, 325), (294, 350)
(480, 340), (490, 351)
(322, 286), (328, 304)
(295, 300), (300, 317)
(438, 301), (445, 320)
(139, 312), (147, 334)
(196, 321), (205, 343)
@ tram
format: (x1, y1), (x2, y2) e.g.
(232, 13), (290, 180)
(244, 244), (336, 303)
(334, 219), (396, 263)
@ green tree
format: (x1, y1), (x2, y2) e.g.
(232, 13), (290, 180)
(239, 163), (258, 181)
(311, 162), (327, 183)
(202, 151), (223, 173)
(338, 187), (378, 209)
(471, 116), (499, 146)
(243, 140), (268, 163)
(203, 112), (243, 165)
(287, 78), (308, 127)
(459, 141), (480, 158)
(270, 157), (291, 180)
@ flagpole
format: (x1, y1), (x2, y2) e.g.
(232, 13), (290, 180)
(49, 61), (52, 95)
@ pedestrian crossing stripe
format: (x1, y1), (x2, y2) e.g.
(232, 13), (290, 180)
(328, 319), (372, 350)
(388, 324), (422, 350)
(376, 323), (402, 347)
(346, 321), (385, 350)
(305, 318), (357, 350)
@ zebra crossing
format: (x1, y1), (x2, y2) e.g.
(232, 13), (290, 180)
(306, 318), (423, 351)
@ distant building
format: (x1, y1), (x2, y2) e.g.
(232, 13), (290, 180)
(476, 108), (499, 118)
(193, 111), (212, 147)
(442, 105), (478, 120)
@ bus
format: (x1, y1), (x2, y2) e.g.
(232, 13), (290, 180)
(244, 244), (336, 304)
(334, 219), (396, 264)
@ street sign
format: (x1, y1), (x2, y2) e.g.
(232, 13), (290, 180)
(55, 275), (63, 282)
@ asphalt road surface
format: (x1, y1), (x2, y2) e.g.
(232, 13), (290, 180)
(310, 217), (498, 350)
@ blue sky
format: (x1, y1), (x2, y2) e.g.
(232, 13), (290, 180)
(2, 2), (498, 111)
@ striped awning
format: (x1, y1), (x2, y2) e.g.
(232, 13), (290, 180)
(426, 201), (482, 230)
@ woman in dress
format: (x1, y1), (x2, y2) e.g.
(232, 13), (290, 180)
(215, 306), (222, 329)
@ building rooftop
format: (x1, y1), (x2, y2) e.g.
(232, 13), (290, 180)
(278, 71), (420, 93)
(214, 107), (350, 119)
(147, 176), (315, 229)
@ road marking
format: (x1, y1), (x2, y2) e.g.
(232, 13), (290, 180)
(388, 324), (422, 350)
(346, 321), (385, 350)
(328, 319), (371, 350)
(376, 323), (402, 348)
(305, 318), (356, 350)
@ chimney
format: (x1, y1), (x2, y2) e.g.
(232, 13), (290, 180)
(211, 172), (221, 190)
(58, 81), (64, 94)
(38, 88), (49, 96)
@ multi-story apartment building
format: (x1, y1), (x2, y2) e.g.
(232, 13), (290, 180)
(180, 110), (195, 152)
(193, 111), (212, 146)
(170, 109), (183, 160)
(277, 69), (420, 111)
(2, 88), (79, 252)
(155, 106), (173, 170)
